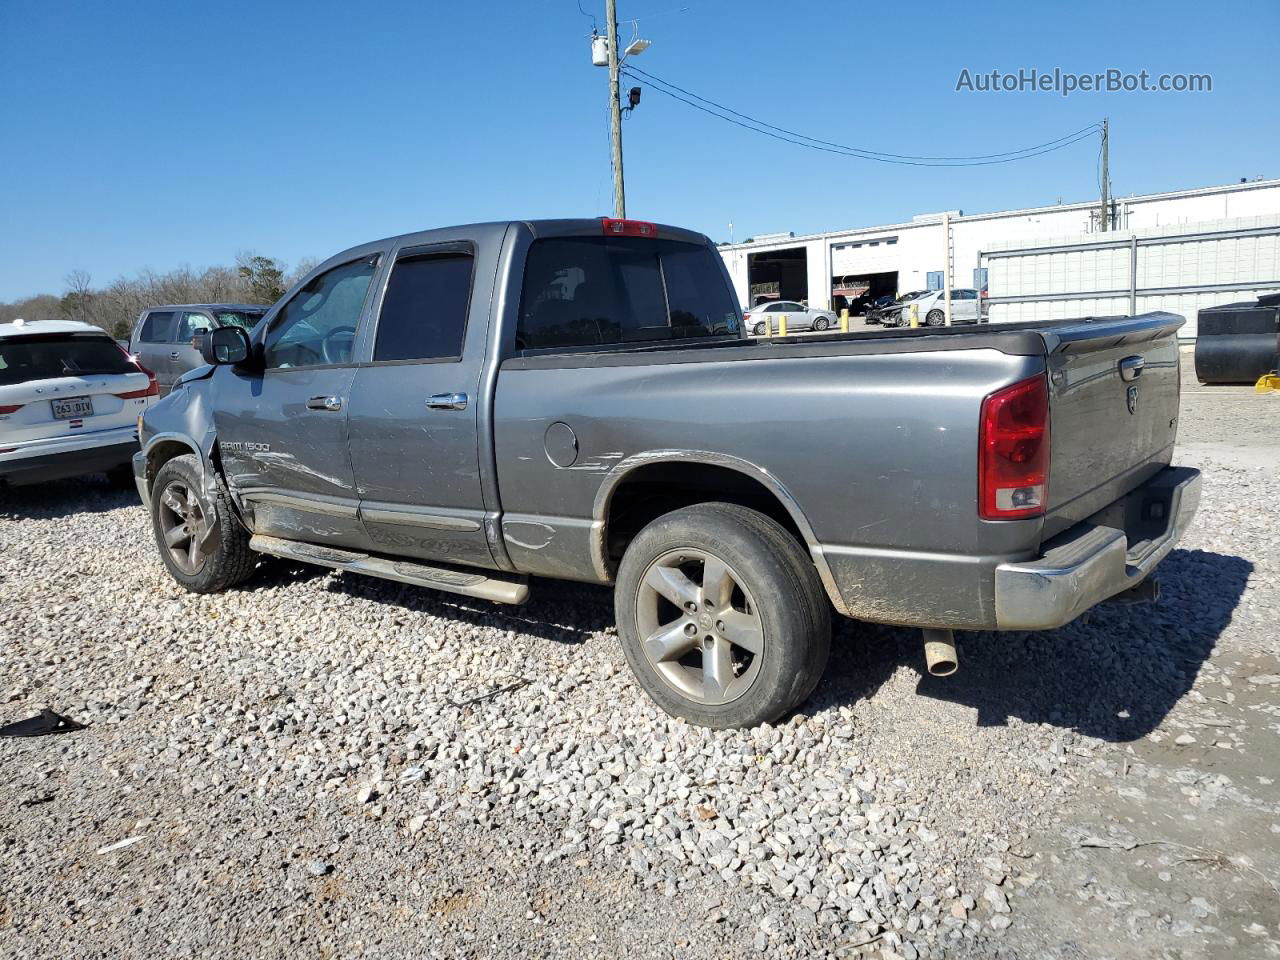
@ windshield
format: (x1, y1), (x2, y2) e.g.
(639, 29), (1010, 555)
(213, 310), (266, 330)
(518, 236), (740, 350)
(0, 333), (134, 386)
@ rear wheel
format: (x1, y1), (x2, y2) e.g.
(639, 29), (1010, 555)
(753, 321), (766, 336)
(814, 316), (830, 331)
(614, 502), (831, 729)
(926, 309), (945, 326)
(150, 454), (256, 593)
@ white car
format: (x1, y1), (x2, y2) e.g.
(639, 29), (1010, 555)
(0, 319), (157, 488)
(880, 289), (985, 327)
(743, 300), (837, 336)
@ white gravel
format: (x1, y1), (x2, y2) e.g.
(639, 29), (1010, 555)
(1, 371), (1277, 959)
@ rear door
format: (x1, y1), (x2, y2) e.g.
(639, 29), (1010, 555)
(213, 255), (382, 548)
(1041, 313), (1184, 536)
(346, 241), (494, 567)
(134, 310), (178, 392)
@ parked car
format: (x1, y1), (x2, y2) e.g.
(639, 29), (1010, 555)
(862, 294), (896, 324)
(1, 319), (157, 487)
(881, 289), (985, 327)
(743, 300), (837, 336)
(134, 218), (1199, 730)
(128, 304), (268, 395)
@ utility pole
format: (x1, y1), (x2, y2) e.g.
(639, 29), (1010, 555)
(1099, 117), (1109, 232)
(606, 0), (625, 218)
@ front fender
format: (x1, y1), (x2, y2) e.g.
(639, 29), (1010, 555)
(137, 377), (220, 507)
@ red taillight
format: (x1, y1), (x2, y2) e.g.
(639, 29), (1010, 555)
(0, 404), (23, 414)
(115, 365), (159, 400)
(978, 374), (1049, 520)
(601, 217), (657, 237)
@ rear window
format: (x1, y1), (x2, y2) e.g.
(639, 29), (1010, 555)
(517, 237), (740, 350)
(0, 334), (134, 386)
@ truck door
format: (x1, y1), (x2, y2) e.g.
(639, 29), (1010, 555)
(212, 255), (381, 547)
(345, 241), (494, 568)
(133, 310), (178, 393)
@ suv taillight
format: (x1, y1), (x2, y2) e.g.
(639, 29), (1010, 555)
(979, 374), (1049, 520)
(115, 364), (159, 399)
(0, 404), (24, 414)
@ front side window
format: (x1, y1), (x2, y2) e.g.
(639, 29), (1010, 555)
(140, 311), (176, 343)
(517, 237), (739, 350)
(176, 311), (212, 340)
(263, 257), (377, 369)
(373, 251), (473, 362)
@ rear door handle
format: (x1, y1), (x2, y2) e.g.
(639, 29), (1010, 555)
(1118, 355), (1145, 381)
(426, 393), (468, 410)
(306, 396), (343, 411)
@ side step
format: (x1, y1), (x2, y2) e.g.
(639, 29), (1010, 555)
(249, 535), (530, 605)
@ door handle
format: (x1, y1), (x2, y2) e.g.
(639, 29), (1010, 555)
(306, 396), (343, 411)
(1118, 355), (1145, 381)
(169, 351), (181, 361)
(426, 393), (468, 410)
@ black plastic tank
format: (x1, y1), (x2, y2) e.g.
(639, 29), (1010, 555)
(1193, 293), (1280, 384)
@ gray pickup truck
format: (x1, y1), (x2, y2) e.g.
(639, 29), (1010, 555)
(133, 218), (1200, 728)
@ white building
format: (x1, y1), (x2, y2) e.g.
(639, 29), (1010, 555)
(719, 178), (1280, 338)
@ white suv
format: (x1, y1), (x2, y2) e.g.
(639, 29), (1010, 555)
(0, 319), (157, 488)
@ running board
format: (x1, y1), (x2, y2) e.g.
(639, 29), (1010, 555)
(249, 535), (530, 605)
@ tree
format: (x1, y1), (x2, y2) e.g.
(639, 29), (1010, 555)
(237, 253), (287, 305)
(61, 270), (96, 327)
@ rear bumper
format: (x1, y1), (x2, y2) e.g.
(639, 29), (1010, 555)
(994, 466), (1201, 630)
(0, 439), (138, 486)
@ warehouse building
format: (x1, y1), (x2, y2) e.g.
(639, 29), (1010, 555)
(719, 178), (1280, 338)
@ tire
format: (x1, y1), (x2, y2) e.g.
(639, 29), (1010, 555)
(614, 502), (831, 729)
(753, 321), (766, 336)
(813, 316), (830, 331)
(150, 453), (256, 594)
(926, 309), (945, 327)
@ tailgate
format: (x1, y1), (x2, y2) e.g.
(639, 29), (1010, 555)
(1041, 312), (1184, 538)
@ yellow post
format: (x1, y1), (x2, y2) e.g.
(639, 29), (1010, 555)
(839, 308), (849, 333)
(766, 315), (773, 337)
(779, 314), (788, 337)
(910, 303), (920, 328)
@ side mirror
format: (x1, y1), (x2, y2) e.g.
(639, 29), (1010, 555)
(202, 326), (252, 366)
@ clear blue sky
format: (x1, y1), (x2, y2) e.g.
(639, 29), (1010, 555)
(1, 0), (1275, 300)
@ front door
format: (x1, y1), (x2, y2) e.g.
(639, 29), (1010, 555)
(213, 255), (382, 547)
(345, 241), (494, 568)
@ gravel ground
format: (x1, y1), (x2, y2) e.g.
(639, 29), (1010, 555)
(1, 359), (1277, 959)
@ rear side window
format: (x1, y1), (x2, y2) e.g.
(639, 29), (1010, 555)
(0, 335), (134, 386)
(517, 237), (740, 350)
(140, 311), (176, 343)
(374, 251), (473, 362)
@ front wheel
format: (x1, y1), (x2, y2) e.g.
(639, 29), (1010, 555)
(614, 502), (831, 729)
(813, 316), (830, 331)
(150, 454), (256, 593)
(926, 309), (945, 327)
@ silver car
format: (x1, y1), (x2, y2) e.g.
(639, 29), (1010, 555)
(743, 300), (837, 336)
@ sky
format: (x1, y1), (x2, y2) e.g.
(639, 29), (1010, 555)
(1, 0), (1276, 300)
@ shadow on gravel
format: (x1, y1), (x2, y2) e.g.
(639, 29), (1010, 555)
(324, 573), (615, 645)
(818, 548), (1251, 742)
(0, 476), (140, 520)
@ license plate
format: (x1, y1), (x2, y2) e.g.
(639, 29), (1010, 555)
(52, 396), (94, 420)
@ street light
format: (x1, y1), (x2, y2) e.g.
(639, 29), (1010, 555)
(592, 2), (651, 218)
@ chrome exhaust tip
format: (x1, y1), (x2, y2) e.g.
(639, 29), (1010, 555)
(923, 628), (958, 677)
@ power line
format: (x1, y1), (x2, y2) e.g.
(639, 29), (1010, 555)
(622, 65), (1102, 167)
